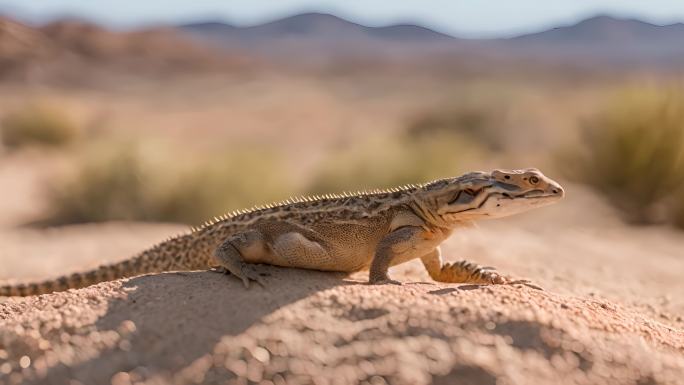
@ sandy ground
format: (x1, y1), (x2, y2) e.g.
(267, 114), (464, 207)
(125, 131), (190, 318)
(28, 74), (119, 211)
(1, 165), (684, 384)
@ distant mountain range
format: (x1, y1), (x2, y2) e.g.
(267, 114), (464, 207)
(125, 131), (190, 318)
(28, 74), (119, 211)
(1, 11), (683, 82)
(511, 14), (684, 44)
(505, 15), (684, 63)
(177, 12), (684, 66)
(180, 13), (453, 43)
(180, 12), (684, 45)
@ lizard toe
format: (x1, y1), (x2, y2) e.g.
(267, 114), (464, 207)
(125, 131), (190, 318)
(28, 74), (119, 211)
(241, 276), (250, 289)
(211, 266), (230, 275)
(498, 276), (544, 291)
(488, 272), (506, 285)
(213, 264), (264, 289)
(508, 279), (544, 291)
(241, 265), (266, 288)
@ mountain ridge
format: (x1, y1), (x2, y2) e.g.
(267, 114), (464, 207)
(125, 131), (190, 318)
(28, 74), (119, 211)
(510, 14), (684, 43)
(179, 12), (684, 44)
(180, 12), (455, 42)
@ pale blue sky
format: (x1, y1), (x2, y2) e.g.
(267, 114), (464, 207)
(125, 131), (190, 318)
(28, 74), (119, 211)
(1, 0), (683, 37)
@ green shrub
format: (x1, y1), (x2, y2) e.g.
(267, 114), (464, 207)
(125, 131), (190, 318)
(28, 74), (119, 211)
(1, 104), (80, 149)
(564, 87), (684, 224)
(307, 133), (482, 195)
(41, 143), (293, 225)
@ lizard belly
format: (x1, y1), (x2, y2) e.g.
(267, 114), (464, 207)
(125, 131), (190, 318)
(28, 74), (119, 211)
(308, 220), (386, 272)
(325, 243), (374, 272)
(242, 218), (388, 273)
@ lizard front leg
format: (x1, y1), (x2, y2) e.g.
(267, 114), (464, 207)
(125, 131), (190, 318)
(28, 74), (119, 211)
(369, 226), (432, 285)
(420, 247), (542, 289)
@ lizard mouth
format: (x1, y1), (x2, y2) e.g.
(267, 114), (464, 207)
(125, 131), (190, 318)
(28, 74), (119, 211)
(490, 191), (563, 213)
(448, 187), (562, 215)
(465, 190), (559, 212)
(502, 189), (551, 199)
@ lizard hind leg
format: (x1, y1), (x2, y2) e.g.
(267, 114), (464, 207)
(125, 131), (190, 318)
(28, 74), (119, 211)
(214, 230), (268, 288)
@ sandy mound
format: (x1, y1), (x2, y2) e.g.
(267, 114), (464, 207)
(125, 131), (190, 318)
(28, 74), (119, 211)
(1, 183), (683, 385)
(1, 266), (683, 385)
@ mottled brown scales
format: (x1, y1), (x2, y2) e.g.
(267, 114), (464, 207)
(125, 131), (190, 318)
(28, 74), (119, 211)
(1, 169), (564, 296)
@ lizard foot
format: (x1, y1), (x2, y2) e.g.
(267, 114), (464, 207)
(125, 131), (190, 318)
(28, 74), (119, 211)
(212, 265), (266, 289)
(460, 263), (544, 290)
(439, 261), (507, 285)
(436, 260), (543, 290)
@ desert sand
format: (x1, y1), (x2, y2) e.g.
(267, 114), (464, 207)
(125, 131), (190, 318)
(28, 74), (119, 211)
(1, 158), (684, 385)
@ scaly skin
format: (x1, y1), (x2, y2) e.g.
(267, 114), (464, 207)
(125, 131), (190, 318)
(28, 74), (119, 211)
(0, 168), (564, 296)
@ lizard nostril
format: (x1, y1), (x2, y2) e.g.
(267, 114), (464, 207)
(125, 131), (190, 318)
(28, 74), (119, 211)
(552, 189), (558, 194)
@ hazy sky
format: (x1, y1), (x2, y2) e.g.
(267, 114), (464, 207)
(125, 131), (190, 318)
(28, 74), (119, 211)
(1, 0), (683, 37)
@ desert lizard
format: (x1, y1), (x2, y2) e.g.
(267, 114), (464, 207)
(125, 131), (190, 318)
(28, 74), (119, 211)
(1, 168), (563, 296)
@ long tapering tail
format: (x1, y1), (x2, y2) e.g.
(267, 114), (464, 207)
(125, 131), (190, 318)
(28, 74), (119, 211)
(0, 231), (213, 297)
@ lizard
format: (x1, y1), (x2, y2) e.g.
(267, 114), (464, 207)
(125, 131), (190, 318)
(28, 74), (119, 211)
(0, 168), (564, 296)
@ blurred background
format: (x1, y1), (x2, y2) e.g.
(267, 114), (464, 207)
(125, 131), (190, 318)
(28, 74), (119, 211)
(0, 1), (683, 293)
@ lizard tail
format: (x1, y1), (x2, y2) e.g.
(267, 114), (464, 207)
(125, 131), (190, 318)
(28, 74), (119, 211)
(0, 259), (144, 296)
(0, 231), (213, 297)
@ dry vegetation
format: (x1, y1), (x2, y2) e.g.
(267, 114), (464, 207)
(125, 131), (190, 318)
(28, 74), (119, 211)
(307, 133), (482, 195)
(405, 99), (509, 151)
(0, 103), (80, 150)
(563, 87), (684, 225)
(36, 132), (482, 225)
(40, 142), (292, 225)
(3, 81), (683, 232)
(675, 200), (684, 229)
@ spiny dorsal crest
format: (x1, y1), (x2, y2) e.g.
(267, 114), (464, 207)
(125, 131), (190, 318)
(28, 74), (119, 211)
(190, 180), (439, 233)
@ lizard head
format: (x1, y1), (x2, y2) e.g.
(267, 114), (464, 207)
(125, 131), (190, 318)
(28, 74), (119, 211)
(417, 168), (564, 224)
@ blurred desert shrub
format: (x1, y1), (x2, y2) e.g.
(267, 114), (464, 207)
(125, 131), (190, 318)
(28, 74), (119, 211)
(41, 143), (292, 225)
(1, 104), (80, 149)
(563, 87), (684, 224)
(675, 199), (684, 229)
(406, 101), (507, 151)
(307, 133), (481, 194)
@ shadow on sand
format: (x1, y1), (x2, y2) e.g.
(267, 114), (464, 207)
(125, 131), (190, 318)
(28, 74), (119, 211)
(30, 266), (350, 384)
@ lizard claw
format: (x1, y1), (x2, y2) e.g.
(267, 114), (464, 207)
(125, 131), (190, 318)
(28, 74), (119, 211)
(472, 268), (506, 284)
(466, 266), (541, 289)
(212, 265), (265, 288)
(368, 278), (403, 286)
(211, 266), (230, 275)
(516, 281), (544, 291)
(240, 265), (266, 289)
(501, 277), (544, 291)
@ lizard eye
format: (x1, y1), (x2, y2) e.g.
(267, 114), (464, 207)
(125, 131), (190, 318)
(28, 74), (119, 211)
(529, 176), (540, 185)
